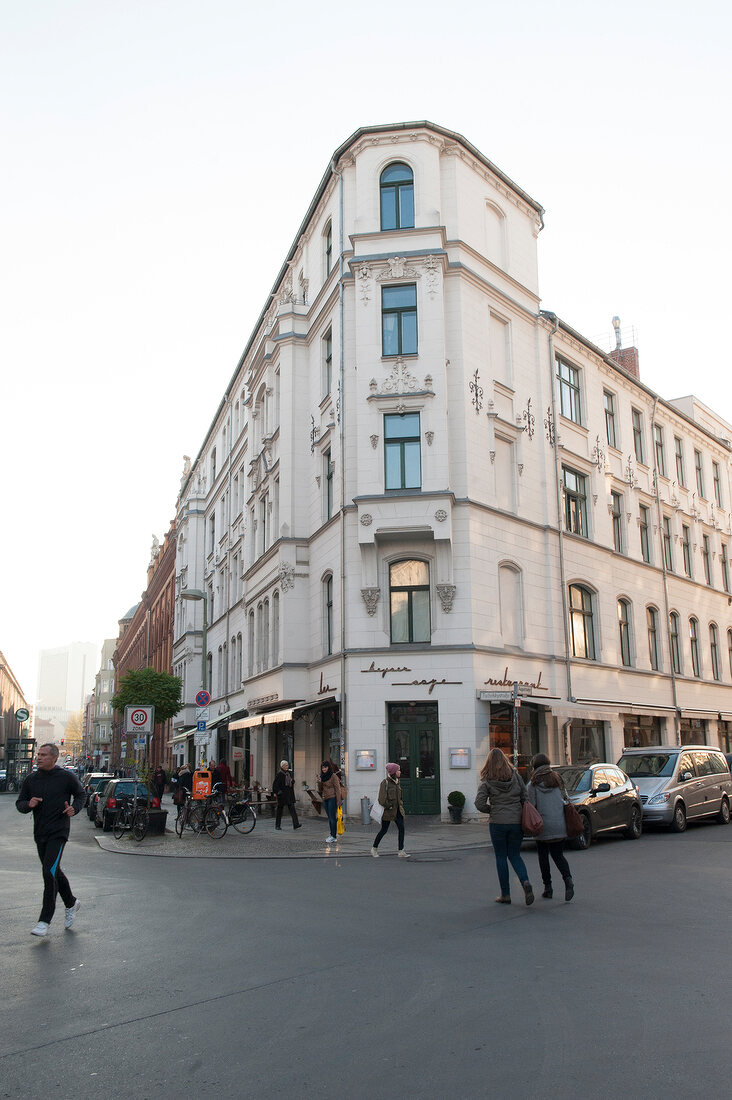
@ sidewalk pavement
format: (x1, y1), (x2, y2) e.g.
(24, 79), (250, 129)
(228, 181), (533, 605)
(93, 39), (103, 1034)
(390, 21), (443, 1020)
(93, 797), (493, 859)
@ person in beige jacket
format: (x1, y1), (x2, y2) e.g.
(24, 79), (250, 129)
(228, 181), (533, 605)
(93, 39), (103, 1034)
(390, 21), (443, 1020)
(317, 761), (342, 843)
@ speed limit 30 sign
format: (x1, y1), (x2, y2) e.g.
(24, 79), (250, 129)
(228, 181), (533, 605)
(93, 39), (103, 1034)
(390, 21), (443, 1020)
(124, 705), (155, 734)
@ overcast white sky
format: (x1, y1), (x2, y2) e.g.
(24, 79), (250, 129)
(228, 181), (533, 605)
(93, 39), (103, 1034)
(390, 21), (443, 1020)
(2, 0), (731, 700)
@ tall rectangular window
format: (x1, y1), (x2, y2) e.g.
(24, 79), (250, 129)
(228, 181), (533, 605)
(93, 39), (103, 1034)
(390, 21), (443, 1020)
(662, 516), (673, 571)
(695, 449), (705, 498)
(384, 413), (421, 490)
(322, 328), (333, 396)
(209, 516), (215, 554)
(647, 607), (659, 671)
(682, 525), (692, 577)
(556, 358), (582, 424)
(390, 560), (430, 644)
(563, 467), (588, 537)
(324, 220), (333, 278)
(674, 437), (685, 487)
(382, 284), (417, 356)
(611, 491), (623, 552)
(632, 409), (645, 464)
(639, 504), (651, 563)
(702, 534), (712, 585)
(710, 624), (721, 681)
(713, 461), (722, 507)
(690, 618), (701, 677)
(722, 543), (730, 594)
(670, 613), (681, 675)
(325, 576), (333, 655)
(604, 390), (617, 448)
(654, 424), (666, 477)
(618, 600), (631, 667)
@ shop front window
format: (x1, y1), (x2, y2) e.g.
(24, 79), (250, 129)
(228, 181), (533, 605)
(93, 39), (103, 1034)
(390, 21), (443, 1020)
(570, 721), (606, 765)
(489, 703), (540, 783)
(679, 717), (707, 745)
(622, 714), (663, 748)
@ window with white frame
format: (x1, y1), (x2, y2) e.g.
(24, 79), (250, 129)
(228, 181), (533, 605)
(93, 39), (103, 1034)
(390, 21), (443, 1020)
(380, 163), (414, 230)
(682, 524), (692, 577)
(390, 560), (430, 644)
(322, 327), (333, 397)
(604, 390), (617, 448)
(248, 611), (255, 677)
(695, 449), (705, 498)
(272, 593), (279, 667)
(382, 284), (417, 356)
(632, 408), (645, 464)
(702, 534), (712, 585)
(563, 467), (588, 537)
(618, 599), (632, 666)
(556, 358), (582, 424)
(689, 617), (701, 677)
(324, 220), (333, 278)
(674, 437), (685, 487)
(647, 606), (660, 671)
(654, 424), (666, 477)
(324, 449), (333, 520)
(498, 563), (523, 647)
(324, 575), (333, 656)
(662, 516), (674, 571)
(713, 461), (723, 507)
(639, 504), (651, 563)
(385, 413), (421, 490)
(670, 612), (682, 674)
(569, 584), (596, 660)
(710, 623), (721, 681)
(721, 543), (730, 593)
(611, 491), (623, 552)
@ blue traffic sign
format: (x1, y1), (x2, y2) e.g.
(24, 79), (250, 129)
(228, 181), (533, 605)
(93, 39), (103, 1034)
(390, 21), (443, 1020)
(197, 721), (207, 732)
(195, 690), (211, 707)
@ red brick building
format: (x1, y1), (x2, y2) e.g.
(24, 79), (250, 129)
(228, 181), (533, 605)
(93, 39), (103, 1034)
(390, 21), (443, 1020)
(113, 522), (176, 769)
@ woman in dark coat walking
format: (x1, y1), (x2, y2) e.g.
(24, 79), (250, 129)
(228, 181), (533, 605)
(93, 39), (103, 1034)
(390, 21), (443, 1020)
(272, 761), (302, 830)
(527, 754), (574, 901)
(151, 766), (166, 803)
(475, 748), (534, 905)
(371, 763), (409, 858)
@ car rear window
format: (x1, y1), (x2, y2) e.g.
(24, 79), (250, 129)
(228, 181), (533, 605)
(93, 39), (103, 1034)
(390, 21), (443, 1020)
(115, 783), (149, 799)
(617, 753), (676, 777)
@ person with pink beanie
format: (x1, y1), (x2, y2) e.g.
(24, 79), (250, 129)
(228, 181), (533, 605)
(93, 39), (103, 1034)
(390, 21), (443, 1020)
(371, 762), (409, 858)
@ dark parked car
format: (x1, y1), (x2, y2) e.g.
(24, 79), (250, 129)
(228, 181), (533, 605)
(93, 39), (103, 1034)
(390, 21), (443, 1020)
(95, 779), (150, 831)
(554, 763), (642, 850)
(84, 773), (114, 820)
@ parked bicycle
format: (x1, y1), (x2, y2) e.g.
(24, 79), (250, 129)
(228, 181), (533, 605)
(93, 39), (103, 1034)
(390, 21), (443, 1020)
(113, 796), (149, 842)
(226, 790), (257, 834)
(175, 787), (228, 839)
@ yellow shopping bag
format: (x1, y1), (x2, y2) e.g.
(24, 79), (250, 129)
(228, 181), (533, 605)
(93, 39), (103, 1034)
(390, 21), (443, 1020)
(336, 805), (345, 835)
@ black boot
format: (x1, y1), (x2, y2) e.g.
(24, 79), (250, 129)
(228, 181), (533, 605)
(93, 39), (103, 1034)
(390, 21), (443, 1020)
(564, 877), (574, 902)
(542, 885), (553, 899)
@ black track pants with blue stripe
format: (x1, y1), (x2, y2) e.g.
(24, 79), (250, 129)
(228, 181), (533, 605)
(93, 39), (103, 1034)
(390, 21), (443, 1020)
(36, 837), (75, 924)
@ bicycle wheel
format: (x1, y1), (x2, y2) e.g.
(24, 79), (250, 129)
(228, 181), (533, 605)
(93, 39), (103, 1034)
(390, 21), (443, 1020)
(175, 807), (186, 837)
(231, 804), (256, 834)
(113, 808), (128, 839)
(204, 807), (228, 839)
(188, 804), (204, 833)
(132, 808), (149, 842)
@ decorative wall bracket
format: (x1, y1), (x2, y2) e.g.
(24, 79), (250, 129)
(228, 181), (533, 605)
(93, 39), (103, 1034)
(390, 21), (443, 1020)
(592, 435), (606, 472)
(625, 455), (638, 489)
(544, 406), (555, 445)
(436, 584), (457, 613)
(370, 434), (379, 450)
(425, 431), (434, 446)
(310, 416), (320, 454)
(361, 587), (380, 616)
(279, 562), (295, 592)
(522, 397), (535, 440)
(469, 369), (483, 414)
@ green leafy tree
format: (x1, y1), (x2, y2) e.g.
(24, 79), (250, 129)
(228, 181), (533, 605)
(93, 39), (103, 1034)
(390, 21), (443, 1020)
(112, 668), (183, 725)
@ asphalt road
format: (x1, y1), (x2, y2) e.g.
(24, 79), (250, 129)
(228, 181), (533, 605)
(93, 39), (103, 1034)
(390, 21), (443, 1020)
(1, 792), (731, 1100)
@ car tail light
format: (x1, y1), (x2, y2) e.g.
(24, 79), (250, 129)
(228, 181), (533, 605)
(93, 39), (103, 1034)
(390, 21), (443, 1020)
(108, 797), (117, 809)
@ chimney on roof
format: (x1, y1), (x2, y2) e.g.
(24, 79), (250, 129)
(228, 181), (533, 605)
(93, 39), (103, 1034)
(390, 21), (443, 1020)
(607, 315), (640, 380)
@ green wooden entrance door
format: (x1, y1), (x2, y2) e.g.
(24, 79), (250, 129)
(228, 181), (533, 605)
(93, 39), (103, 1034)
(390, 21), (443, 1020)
(388, 703), (440, 814)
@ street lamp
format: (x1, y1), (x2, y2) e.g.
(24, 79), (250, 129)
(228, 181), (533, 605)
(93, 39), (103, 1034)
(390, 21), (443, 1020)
(181, 589), (208, 692)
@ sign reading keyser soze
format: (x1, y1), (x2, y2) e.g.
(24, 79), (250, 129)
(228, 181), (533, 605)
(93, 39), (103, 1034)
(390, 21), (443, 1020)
(124, 705), (155, 734)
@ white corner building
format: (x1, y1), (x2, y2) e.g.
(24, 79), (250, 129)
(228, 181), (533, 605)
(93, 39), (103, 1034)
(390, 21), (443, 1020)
(172, 121), (732, 817)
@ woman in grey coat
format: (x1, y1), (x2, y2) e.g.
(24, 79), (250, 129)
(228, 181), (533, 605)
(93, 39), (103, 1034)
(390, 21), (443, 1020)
(527, 753), (574, 901)
(475, 748), (534, 905)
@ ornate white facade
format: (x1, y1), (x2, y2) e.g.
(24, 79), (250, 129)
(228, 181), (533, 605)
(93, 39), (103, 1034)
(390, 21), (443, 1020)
(172, 122), (732, 817)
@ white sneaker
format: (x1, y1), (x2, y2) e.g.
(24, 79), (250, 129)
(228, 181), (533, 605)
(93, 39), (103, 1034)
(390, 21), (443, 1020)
(398, 850), (410, 859)
(370, 847), (379, 858)
(64, 900), (80, 929)
(326, 835), (336, 843)
(31, 922), (49, 937)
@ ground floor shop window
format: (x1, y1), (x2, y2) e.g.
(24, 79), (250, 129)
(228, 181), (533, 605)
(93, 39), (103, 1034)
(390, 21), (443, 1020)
(320, 705), (343, 771)
(489, 704), (539, 782)
(274, 725), (294, 772)
(623, 715), (663, 748)
(719, 721), (732, 753)
(570, 721), (606, 764)
(679, 717), (707, 745)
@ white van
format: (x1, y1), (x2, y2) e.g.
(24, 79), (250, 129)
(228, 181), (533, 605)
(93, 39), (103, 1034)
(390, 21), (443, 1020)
(617, 745), (732, 832)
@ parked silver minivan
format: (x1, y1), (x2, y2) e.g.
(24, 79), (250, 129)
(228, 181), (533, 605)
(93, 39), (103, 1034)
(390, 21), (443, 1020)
(616, 745), (732, 832)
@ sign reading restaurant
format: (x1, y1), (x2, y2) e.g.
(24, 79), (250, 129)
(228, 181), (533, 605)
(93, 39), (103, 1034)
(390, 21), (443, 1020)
(483, 667), (547, 692)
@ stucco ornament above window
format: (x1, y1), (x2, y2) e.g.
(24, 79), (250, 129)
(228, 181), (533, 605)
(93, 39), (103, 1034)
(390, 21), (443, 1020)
(369, 359), (433, 398)
(436, 584), (456, 613)
(360, 513), (373, 526)
(434, 509), (448, 522)
(361, 587), (380, 616)
(376, 257), (422, 282)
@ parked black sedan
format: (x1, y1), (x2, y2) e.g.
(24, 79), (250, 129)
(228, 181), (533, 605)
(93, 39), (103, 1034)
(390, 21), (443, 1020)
(554, 763), (642, 850)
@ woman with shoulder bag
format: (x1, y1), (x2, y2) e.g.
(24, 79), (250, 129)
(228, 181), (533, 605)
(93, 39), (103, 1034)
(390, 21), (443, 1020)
(527, 754), (574, 902)
(475, 748), (534, 905)
(371, 763), (409, 859)
(317, 761), (342, 844)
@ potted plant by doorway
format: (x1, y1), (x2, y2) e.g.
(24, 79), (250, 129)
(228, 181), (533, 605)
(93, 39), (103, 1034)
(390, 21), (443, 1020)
(447, 790), (466, 823)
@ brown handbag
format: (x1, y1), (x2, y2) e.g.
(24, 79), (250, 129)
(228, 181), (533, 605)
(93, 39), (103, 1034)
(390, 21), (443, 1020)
(521, 799), (544, 837)
(564, 799), (584, 838)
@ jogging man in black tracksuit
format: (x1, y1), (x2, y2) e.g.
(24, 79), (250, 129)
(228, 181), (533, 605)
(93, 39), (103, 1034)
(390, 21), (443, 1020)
(16, 742), (86, 937)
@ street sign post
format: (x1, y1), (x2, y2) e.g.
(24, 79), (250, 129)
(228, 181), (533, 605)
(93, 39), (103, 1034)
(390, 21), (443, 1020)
(195, 707), (210, 721)
(195, 690), (211, 708)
